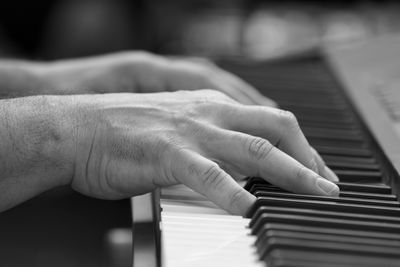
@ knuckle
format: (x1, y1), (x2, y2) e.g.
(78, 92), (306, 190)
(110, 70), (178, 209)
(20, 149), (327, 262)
(191, 57), (216, 68)
(170, 112), (211, 137)
(229, 188), (245, 208)
(217, 92), (236, 103)
(162, 144), (188, 183)
(278, 110), (300, 131)
(170, 112), (194, 129)
(201, 89), (226, 98)
(198, 64), (214, 76)
(309, 157), (319, 173)
(153, 135), (175, 153)
(195, 90), (237, 108)
(247, 137), (274, 161)
(201, 164), (225, 188)
(296, 166), (311, 181)
(146, 134), (177, 170)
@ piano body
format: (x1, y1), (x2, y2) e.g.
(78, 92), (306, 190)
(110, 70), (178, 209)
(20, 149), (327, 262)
(132, 35), (400, 267)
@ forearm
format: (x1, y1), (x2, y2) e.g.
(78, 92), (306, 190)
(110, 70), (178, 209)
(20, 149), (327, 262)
(0, 96), (74, 211)
(0, 52), (161, 97)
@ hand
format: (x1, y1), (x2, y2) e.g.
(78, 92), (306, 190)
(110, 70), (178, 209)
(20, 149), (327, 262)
(41, 52), (277, 107)
(67, 90), (338, 216)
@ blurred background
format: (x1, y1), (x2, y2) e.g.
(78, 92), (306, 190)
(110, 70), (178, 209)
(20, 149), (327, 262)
(0, 0), (399, 267)
(0, 0), (399, 60)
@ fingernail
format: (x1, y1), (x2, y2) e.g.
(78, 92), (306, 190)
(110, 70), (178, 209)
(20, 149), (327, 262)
(324, 166), (339, 182)
(317, 178), (340, 196)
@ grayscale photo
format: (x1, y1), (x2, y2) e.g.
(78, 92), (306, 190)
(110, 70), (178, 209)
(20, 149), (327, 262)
(0, 0), (399, 266)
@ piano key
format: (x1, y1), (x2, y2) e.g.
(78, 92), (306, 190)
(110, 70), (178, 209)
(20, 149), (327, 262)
(258, 223), (400, 241)
(249, 184), (396, 200)
(246, 179), (393, 195)
(256, 230), (400, 249)
(248, 197), (400, 222)
(252, 191), (400, 207)
(159, 183), (265, 267)
(252, 206), (400, 227)
(302, 128), (363, 141)
(248, 184), (397, 201)
(309, 138), (368, 149)
(339, 191), (398, 201)
(334, 170), (383, 183)
(260, 237), (400, 260)
(268, 249), (400, 267)
(299, 120), (359, 130)
(313, 145), (373, 157)
(321, 155), (377, 165)
(257, 235), (400, 264)
(325, 161), (380, 171)
(336, 182), (392, 194)
(251, 212), (400, 235)
(334, 169), (383, 178)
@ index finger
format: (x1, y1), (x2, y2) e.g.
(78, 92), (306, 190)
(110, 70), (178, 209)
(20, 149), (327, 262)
(167, 148), (256, 216)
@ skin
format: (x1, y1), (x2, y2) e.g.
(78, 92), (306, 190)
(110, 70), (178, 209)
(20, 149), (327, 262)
(0, 52), (339, 216)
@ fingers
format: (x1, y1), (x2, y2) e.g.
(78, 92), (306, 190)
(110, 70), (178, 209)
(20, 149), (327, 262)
(311, 147), (339, 182)
(168, 148), (256, 216)
(219, 104), (336, 183)
(204, 67), (278, 107)
(218, 105), (323, 177)
(207, 77), (256, 106)
(201, 129), (339, 197)
(164, 58), (277, 107)
(161, 61), (254, 105)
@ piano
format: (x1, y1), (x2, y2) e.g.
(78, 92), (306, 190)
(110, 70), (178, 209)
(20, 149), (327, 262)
(132, 35), (400, 267)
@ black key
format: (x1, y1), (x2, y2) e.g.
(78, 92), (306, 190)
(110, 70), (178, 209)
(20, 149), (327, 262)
(302, 127), (363, 140)
(252, 206), (400, 226)
(336, 182), (392, 194)
(252, 191), (399, 207)
(334, 170), (383, 180)
(247, 180), (393, 196)
(247, 197), (400, 221)
(256, 230), (400, 249)
(326, 161), (380, 171)
(322, 155), (377, 165)
(309, 139), (368, 150)
(251, 213), (400, 237)
(248, 184), (397, 201)
(260, 237), (400, 260)
(258, 223), (400, 241)
(314, 145), (372, 157)
(268, 249), (400, 267)
(339, 191), (398, 201)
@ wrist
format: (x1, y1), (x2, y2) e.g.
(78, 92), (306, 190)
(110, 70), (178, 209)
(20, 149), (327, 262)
(58, 94), (104, 185)
(0, 95), (83, 211)
(47, 94), (102, 187)
(2, 95), (79, 186)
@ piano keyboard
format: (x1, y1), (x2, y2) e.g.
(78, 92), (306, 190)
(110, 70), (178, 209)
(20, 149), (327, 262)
(133, 50), (400, 267)
(161, 184), (263, 267)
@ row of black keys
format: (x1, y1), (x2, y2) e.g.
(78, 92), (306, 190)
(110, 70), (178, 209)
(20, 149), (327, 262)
(230, 59), (400, 266)
(245, 178), (400, 267)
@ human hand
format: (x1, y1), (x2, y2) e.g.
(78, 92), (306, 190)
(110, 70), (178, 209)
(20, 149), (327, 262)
(67, 90), (338, 216)
(41, 52), (277, 107)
